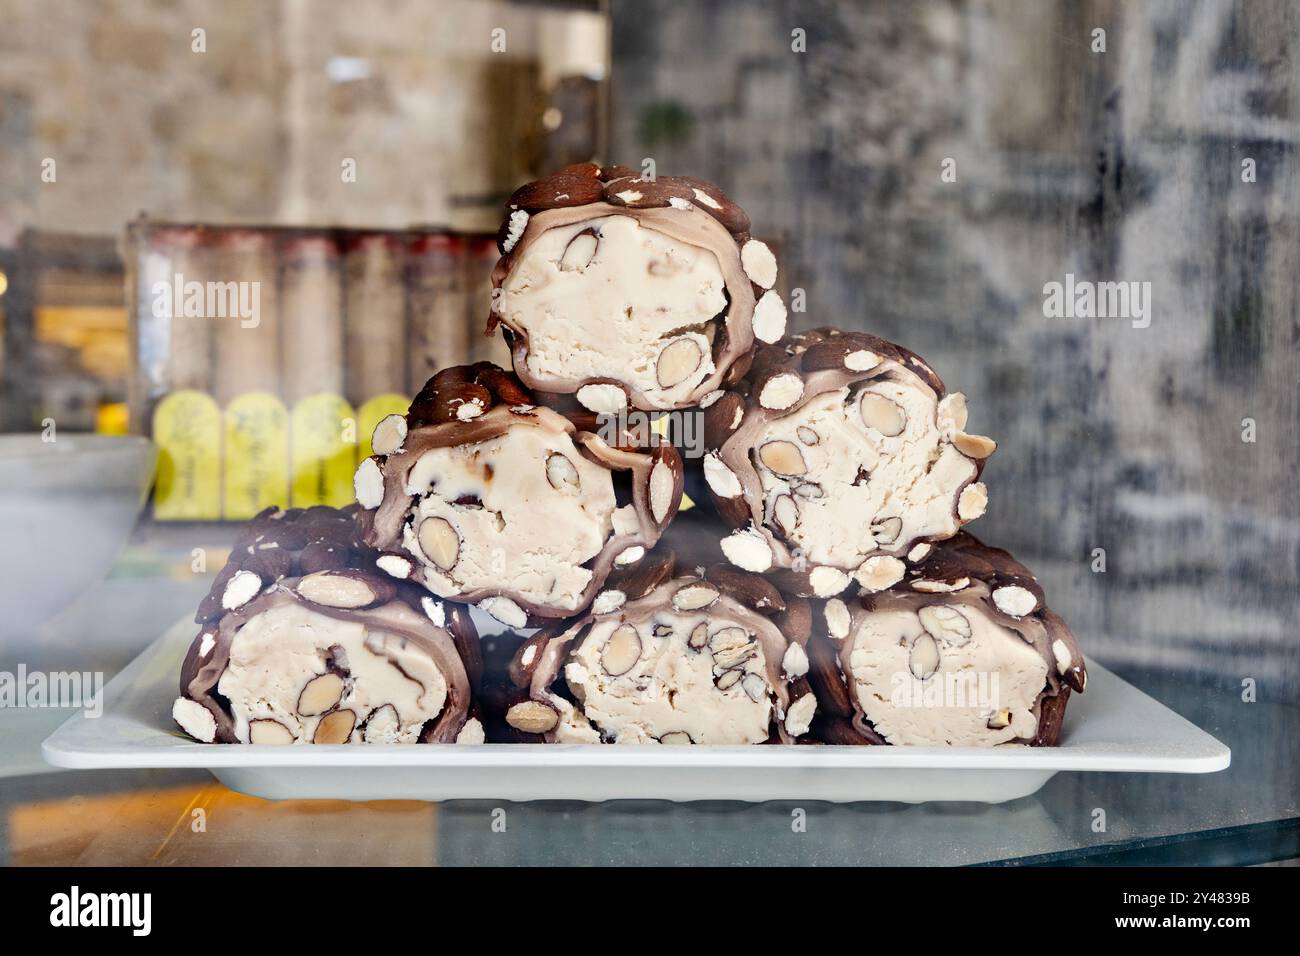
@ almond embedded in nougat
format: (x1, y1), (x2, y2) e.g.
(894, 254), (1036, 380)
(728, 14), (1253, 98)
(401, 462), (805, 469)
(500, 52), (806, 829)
(648, 458), (676, 524)
(655, 338), (704, 389)
(860, 393), (906, 437)
(714, 669), (743, 691)
(506, 699), (560, 734)
(908, 633), (941, 680)
(545, 453), (581, 494)
(871, 516), (903, 545)
(296, 571), (379, 609)
(741, 672), (768, 703)
(772, 494), (798, 535)
(297, 672), (345, 716)
(758, 440), (806, 477)
(362, 703), (400, 742)
(671, 583), (719, 611)
(592, 589), (627, 615)
(600, 623), (643, 676)
(986, 708), (1012, 730)
(312, 708), (357, 744)
(249, 718), (295, 745)
(559, 230), (598, 272)
(855, 555), (906, 592)
(417, 516), (460, 571)
(919, 605), (973, 645)
(707, 626), (754, 669)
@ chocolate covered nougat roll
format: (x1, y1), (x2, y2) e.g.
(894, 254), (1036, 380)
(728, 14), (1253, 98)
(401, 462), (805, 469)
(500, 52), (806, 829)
(489, 163), (786, 412)
(501, 552), (818, 744)
(172, 506), (484, 745)
(702, 328), (996, 598)
(355, 363), (684, 627)
(807, 533), (1085, 747)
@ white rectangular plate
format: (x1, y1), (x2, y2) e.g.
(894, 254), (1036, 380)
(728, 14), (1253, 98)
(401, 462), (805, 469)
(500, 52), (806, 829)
(43, 617), (1230, 803)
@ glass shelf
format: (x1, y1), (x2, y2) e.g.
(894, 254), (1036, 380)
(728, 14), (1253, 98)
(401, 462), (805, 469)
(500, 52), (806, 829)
(1, 542), (1295, 867)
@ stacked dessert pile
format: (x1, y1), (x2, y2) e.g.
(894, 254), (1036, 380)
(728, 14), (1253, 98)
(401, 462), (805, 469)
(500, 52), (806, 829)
(173, 165), (1085, 748)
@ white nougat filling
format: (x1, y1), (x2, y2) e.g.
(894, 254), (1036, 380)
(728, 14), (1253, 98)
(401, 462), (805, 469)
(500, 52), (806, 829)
(847, 606), (1047, 746)
(752, 382), (976, 566)
(500, 215), (725, 406)
(403, 424), (618, 611)
(555, 613), (773, 744)
(218, 603), (448, 744)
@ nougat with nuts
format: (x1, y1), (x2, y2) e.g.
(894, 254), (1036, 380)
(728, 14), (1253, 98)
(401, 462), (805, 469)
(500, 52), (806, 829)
(173, 506), (484, 745)
(489, 163), (787, 412)
(499, 550), (818, 744)
(807, 533), (1086, 747)
(701, 328), (996, 598)
(356, 363), (684, 627)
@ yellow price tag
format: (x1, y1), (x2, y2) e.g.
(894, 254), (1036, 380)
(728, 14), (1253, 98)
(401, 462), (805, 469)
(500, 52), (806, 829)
(152, 390), (222, 521)
(291, 393), (358, 508)
(223, 392), (290, 520)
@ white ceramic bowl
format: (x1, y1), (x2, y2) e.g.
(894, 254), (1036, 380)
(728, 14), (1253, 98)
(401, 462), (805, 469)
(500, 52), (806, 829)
(0, 434), (156, 639)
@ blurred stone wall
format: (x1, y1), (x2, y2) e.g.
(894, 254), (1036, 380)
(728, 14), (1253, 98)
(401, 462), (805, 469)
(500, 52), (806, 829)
(0, 0), (606, 240)
(0, 0), (606, 429)
(1, 0), (1294, 696)
(609, 0), (1300, 696)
